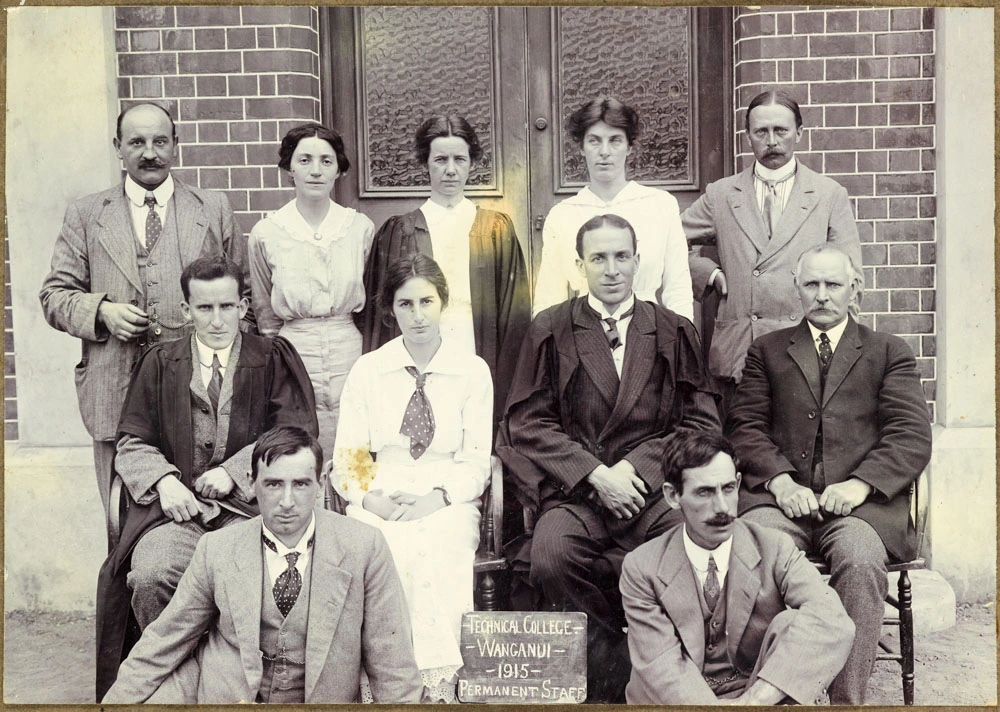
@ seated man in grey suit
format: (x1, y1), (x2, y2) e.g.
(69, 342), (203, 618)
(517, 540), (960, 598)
(96, 255), (317, 699)
(498, 214), (719, 702)
(728, 244), (932, 703)
(621, 430), (854, 705)
(103, 426), (423, 704)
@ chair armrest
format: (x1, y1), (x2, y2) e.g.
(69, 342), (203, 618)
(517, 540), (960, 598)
(107, 473), (125, 552)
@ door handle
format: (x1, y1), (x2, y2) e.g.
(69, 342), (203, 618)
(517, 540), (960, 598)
(534, 214), (545, 231)
(534, 117), (549, 131)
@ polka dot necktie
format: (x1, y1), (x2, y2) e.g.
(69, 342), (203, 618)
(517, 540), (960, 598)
(400, 366), (435, 459)
(704, 554), (721, 613)
(144, 192), (162, 249)
(262, 533), (310, 617)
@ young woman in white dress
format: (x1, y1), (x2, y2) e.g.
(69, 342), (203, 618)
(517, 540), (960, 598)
(248, 123), (374, 459)
(334, 254), (492, 702)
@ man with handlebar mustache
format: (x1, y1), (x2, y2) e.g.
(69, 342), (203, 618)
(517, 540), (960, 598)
(40, 102), (252, 513)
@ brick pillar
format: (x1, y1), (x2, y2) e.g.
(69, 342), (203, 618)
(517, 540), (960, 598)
(114, 6), (321, 236)
(734, 6), (937, 420)
(5, 239), (18, 442)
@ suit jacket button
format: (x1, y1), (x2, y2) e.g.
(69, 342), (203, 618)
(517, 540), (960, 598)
(201, 406), (210, 414)
(808, 411), (816, 419)
(801, 451), (808, 459)
(752, 269), (760, 277)
(130, 299), (139, 306)
(204, 442), (213, 449)
(751, 314), (758, 321)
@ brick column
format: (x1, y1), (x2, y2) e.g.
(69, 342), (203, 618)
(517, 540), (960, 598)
(733, 6), (937, 420)
(114, 6), (321, 235)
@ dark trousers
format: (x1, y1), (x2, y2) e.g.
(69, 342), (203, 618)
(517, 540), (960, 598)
(530, 497), (683, 703)
(743, 506), (888, 705)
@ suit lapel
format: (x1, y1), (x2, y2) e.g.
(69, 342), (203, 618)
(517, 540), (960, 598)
(822, 318), (863, 406)
(224, 520), (266, 696)
(601, 301), (655, 438)
(727, 168), (769, 257)
(656, 531), (706, 668)
(764, 165), (819, 261)
(572, 301), (620, 408)
(787, 322), (822, 407)
(304, 514), (352, 702)
(96, 186), (143, 293)
(725, 523), (762, 660)
(173, 179), (209, 264)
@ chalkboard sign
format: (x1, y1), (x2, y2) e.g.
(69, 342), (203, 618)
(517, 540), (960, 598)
(457, 612), (587, 704)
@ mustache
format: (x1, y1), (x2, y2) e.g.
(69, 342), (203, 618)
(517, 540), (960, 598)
(139, 160), (167, 169)
(707, 514), (734, 526)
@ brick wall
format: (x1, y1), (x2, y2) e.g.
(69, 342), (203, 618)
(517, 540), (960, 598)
(733, 6), (937, 420)
(5, 240), (18, 441)
(115, 6), (322, 236)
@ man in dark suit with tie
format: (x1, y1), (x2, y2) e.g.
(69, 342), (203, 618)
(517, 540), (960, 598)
(683, 90), (861, 412)
(40, 102), (252, 512)
(95, 255), (317, 700)
(727, 244), (932, 704)
(498, 213), (720, 702)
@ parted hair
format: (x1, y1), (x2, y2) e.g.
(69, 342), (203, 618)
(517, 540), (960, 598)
(662, 430), (740, 494)
(414, 115), (483, 165)
(378, 254), (450, 327)
(278, 122), (350, 174)
(575, 213), (638, 258)
(745, 90), (803, 132)
(180, 255), (245, 301)
(566, 97), (640, 145)
(251, 426), (324, 482)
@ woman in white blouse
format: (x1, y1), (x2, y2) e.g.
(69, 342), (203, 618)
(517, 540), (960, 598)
(532, 97), (694, 322)
(248, 123), (374, 458)
(335, 254), (492, 702)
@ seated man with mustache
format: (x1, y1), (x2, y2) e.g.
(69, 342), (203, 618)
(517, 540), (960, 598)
(620, 430), (853, 705)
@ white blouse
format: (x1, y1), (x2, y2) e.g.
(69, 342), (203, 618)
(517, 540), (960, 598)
(333, 336), (493, 507)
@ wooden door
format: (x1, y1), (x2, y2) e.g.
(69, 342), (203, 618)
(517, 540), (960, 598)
(321, 6), (731, 288)
(323, 6), (530, 261)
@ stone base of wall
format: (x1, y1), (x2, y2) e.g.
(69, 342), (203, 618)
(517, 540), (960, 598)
(925, 425), (997, 603)
(4, 446), (105, 612)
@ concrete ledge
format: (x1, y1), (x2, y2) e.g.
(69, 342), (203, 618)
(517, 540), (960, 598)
(4, 444), (106, 612)
(926, 425), (997, 603)
(886, 569), (956, 635)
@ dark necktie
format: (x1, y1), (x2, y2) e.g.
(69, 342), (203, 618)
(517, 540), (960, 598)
(207, 353), (223, 414)
(603, 306), (635, 350)
(818, 332), (834, 388)
(262, 533), (312, 617)
(144, 192), (162, 249)
(400, 366), (435, 459)
(704, 554), (721, 612)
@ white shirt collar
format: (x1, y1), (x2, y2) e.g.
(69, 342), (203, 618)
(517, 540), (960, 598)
(754, 157), (797, 183)
(262, 512), (316, 557)
(269, 198), (354, 242)
(587, 292), (635, 321)
(420, 196), (475, 222)
(682, 524), (733, 579)
(569, 180), (645, 207)
(125, 173), (174, 207)
(376, 335), (467, 376)
(194, 333), (235, 369)
(807, 315), (850, 355)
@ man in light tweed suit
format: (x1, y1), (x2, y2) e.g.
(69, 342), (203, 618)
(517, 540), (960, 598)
(95, 256), (316, 700)
(40, 102), (252, 512)
(683, 90), (861, 414)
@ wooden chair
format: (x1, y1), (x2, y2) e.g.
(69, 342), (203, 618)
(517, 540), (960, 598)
(324, 456), (508, 611)
(809, 477), (927, 706)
